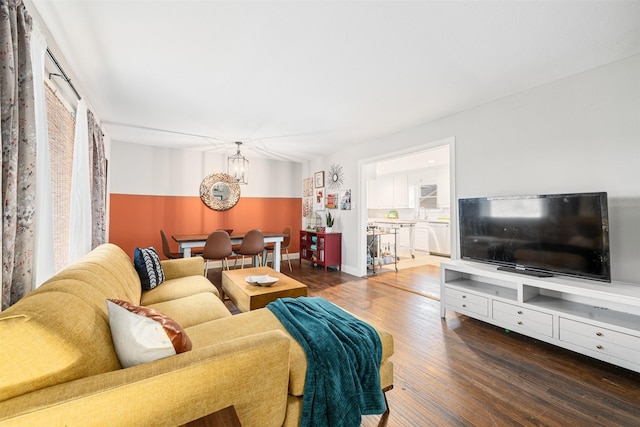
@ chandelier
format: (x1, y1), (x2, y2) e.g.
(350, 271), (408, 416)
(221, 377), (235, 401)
(227, 141), (249, 185)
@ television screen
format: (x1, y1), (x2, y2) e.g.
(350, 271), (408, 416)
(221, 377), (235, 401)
(459, 192), (611, 282)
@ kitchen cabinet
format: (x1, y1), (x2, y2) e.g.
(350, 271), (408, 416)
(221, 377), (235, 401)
(393, 174), (409, 207)
(367, 173), (410, 208)
(415, 222), (429, 252)
(408, 169), (437, 185)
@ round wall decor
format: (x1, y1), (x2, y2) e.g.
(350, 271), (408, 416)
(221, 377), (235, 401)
(328, 163), (344, 190)
(199, 172), (241, 211)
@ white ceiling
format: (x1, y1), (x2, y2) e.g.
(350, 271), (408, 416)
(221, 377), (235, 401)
(29, 1), (640, 163)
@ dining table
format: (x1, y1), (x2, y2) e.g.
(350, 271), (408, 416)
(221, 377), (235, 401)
(172, 231), (287, 272)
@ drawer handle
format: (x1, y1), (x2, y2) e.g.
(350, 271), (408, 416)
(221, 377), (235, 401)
(596, 332), (603, 337)
(596, 344), (603, 350)
(462, 295), (467, 299)
(517, 311), (523, 315)
(462, 304), (467, 308)
(517, 321), (523, 325)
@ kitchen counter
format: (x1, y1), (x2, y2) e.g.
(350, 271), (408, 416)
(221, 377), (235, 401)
(370, 219), (417, 225)
(426, 217), (450, 224)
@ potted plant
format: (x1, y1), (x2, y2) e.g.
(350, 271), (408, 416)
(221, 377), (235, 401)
(325, 212), (335, 233)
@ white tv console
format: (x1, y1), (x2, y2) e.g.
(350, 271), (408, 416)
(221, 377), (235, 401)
(440, 260), (640, 373)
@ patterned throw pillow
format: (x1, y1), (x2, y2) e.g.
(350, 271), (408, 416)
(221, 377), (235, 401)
(134, 247), (165, 290)
(106, 299), (192, 368)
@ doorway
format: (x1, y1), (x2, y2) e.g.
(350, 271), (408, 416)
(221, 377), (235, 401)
(360, 138), (455, 276)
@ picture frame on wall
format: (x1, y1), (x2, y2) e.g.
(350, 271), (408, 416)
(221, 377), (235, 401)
(314, 171), (325, 188)
(314, 188), (325, 211)
(302, 198), (312, 217)
(326, 193), (338, 209)
(340, 189), (352, 210)
(303, 177), (313, 197)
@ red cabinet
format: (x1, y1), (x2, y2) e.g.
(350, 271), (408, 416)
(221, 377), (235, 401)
(299, 231), (342, 272)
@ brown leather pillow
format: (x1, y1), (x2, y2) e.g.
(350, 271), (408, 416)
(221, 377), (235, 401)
(107, 299), (192, 368)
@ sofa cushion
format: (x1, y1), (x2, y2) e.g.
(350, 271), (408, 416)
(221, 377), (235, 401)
(134, 247), (165, 290)
(107, 299), (192, 368)
(141, 275), (219, 306)
(185, 307), (394, 397)
(146, 292), (232, 329)
(185, 309), (307, 395)
(161, 256), (206, 280)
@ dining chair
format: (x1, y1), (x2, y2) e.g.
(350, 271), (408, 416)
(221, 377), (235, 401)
(233, 229), (265, 269)
(263, 226), (292, 272)
(202, 230), (234, 300)
(161, 229), (203, 259)
(160, 229), (184, 259)
(202, 230), (234, 275)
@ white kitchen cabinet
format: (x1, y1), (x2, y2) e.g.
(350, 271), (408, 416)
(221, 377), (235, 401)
(367, 174), (409, 208)
(408, 169), (437, 185)
(393, 174), (409, 207)
(369, 177), (393, 208)
(415, 222), (429, 252)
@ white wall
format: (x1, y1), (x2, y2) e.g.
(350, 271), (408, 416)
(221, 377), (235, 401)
(111, 55), (639, 284)
(328, 55), (640, 283)
(110, 141), (302, 198)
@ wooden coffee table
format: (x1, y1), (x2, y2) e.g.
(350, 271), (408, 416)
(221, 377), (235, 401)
(222, 266), (307, 312)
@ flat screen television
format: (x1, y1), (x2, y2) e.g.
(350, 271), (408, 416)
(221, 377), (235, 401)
(458, 192), (611, 282)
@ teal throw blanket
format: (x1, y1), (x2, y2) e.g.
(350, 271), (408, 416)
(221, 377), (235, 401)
(267, 297), (386, 427)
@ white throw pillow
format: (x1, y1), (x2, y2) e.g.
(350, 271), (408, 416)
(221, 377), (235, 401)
(106, 299), (191, 368)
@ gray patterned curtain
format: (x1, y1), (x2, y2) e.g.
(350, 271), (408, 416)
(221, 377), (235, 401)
(88, 110), (106, 248)
(1, 0), (36, 309)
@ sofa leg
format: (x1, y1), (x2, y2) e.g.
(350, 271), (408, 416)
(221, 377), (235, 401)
(377, 385), (393, 427)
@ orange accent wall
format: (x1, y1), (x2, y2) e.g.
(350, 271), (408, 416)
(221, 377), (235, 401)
(109, 194), (301, 259)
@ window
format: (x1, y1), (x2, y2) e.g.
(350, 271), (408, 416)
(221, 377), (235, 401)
(45, 83), (75, 272)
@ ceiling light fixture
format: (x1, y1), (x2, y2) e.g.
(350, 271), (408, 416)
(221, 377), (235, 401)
(228, 141), (249, 185)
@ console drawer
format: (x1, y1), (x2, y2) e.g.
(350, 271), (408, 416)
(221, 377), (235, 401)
(444, 287), (488, 317)
(493, 300), (553, 337)
(559, 317), (640, 365)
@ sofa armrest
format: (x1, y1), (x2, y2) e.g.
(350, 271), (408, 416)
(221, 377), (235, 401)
(0, 331), (290, 427)
(161, 256), (205, 280)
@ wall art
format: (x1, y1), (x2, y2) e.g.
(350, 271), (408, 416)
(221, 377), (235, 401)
(314, 188), (325, 211)
(340, 189), (352, 210)
(326, 193), (338, 209)
(303, 177), (313, 197)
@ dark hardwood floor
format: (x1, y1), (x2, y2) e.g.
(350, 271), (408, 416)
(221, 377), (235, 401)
(212, 261), (640, 426)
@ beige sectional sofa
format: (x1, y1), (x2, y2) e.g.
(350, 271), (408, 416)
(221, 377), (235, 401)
(0, 243), (393, 426)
